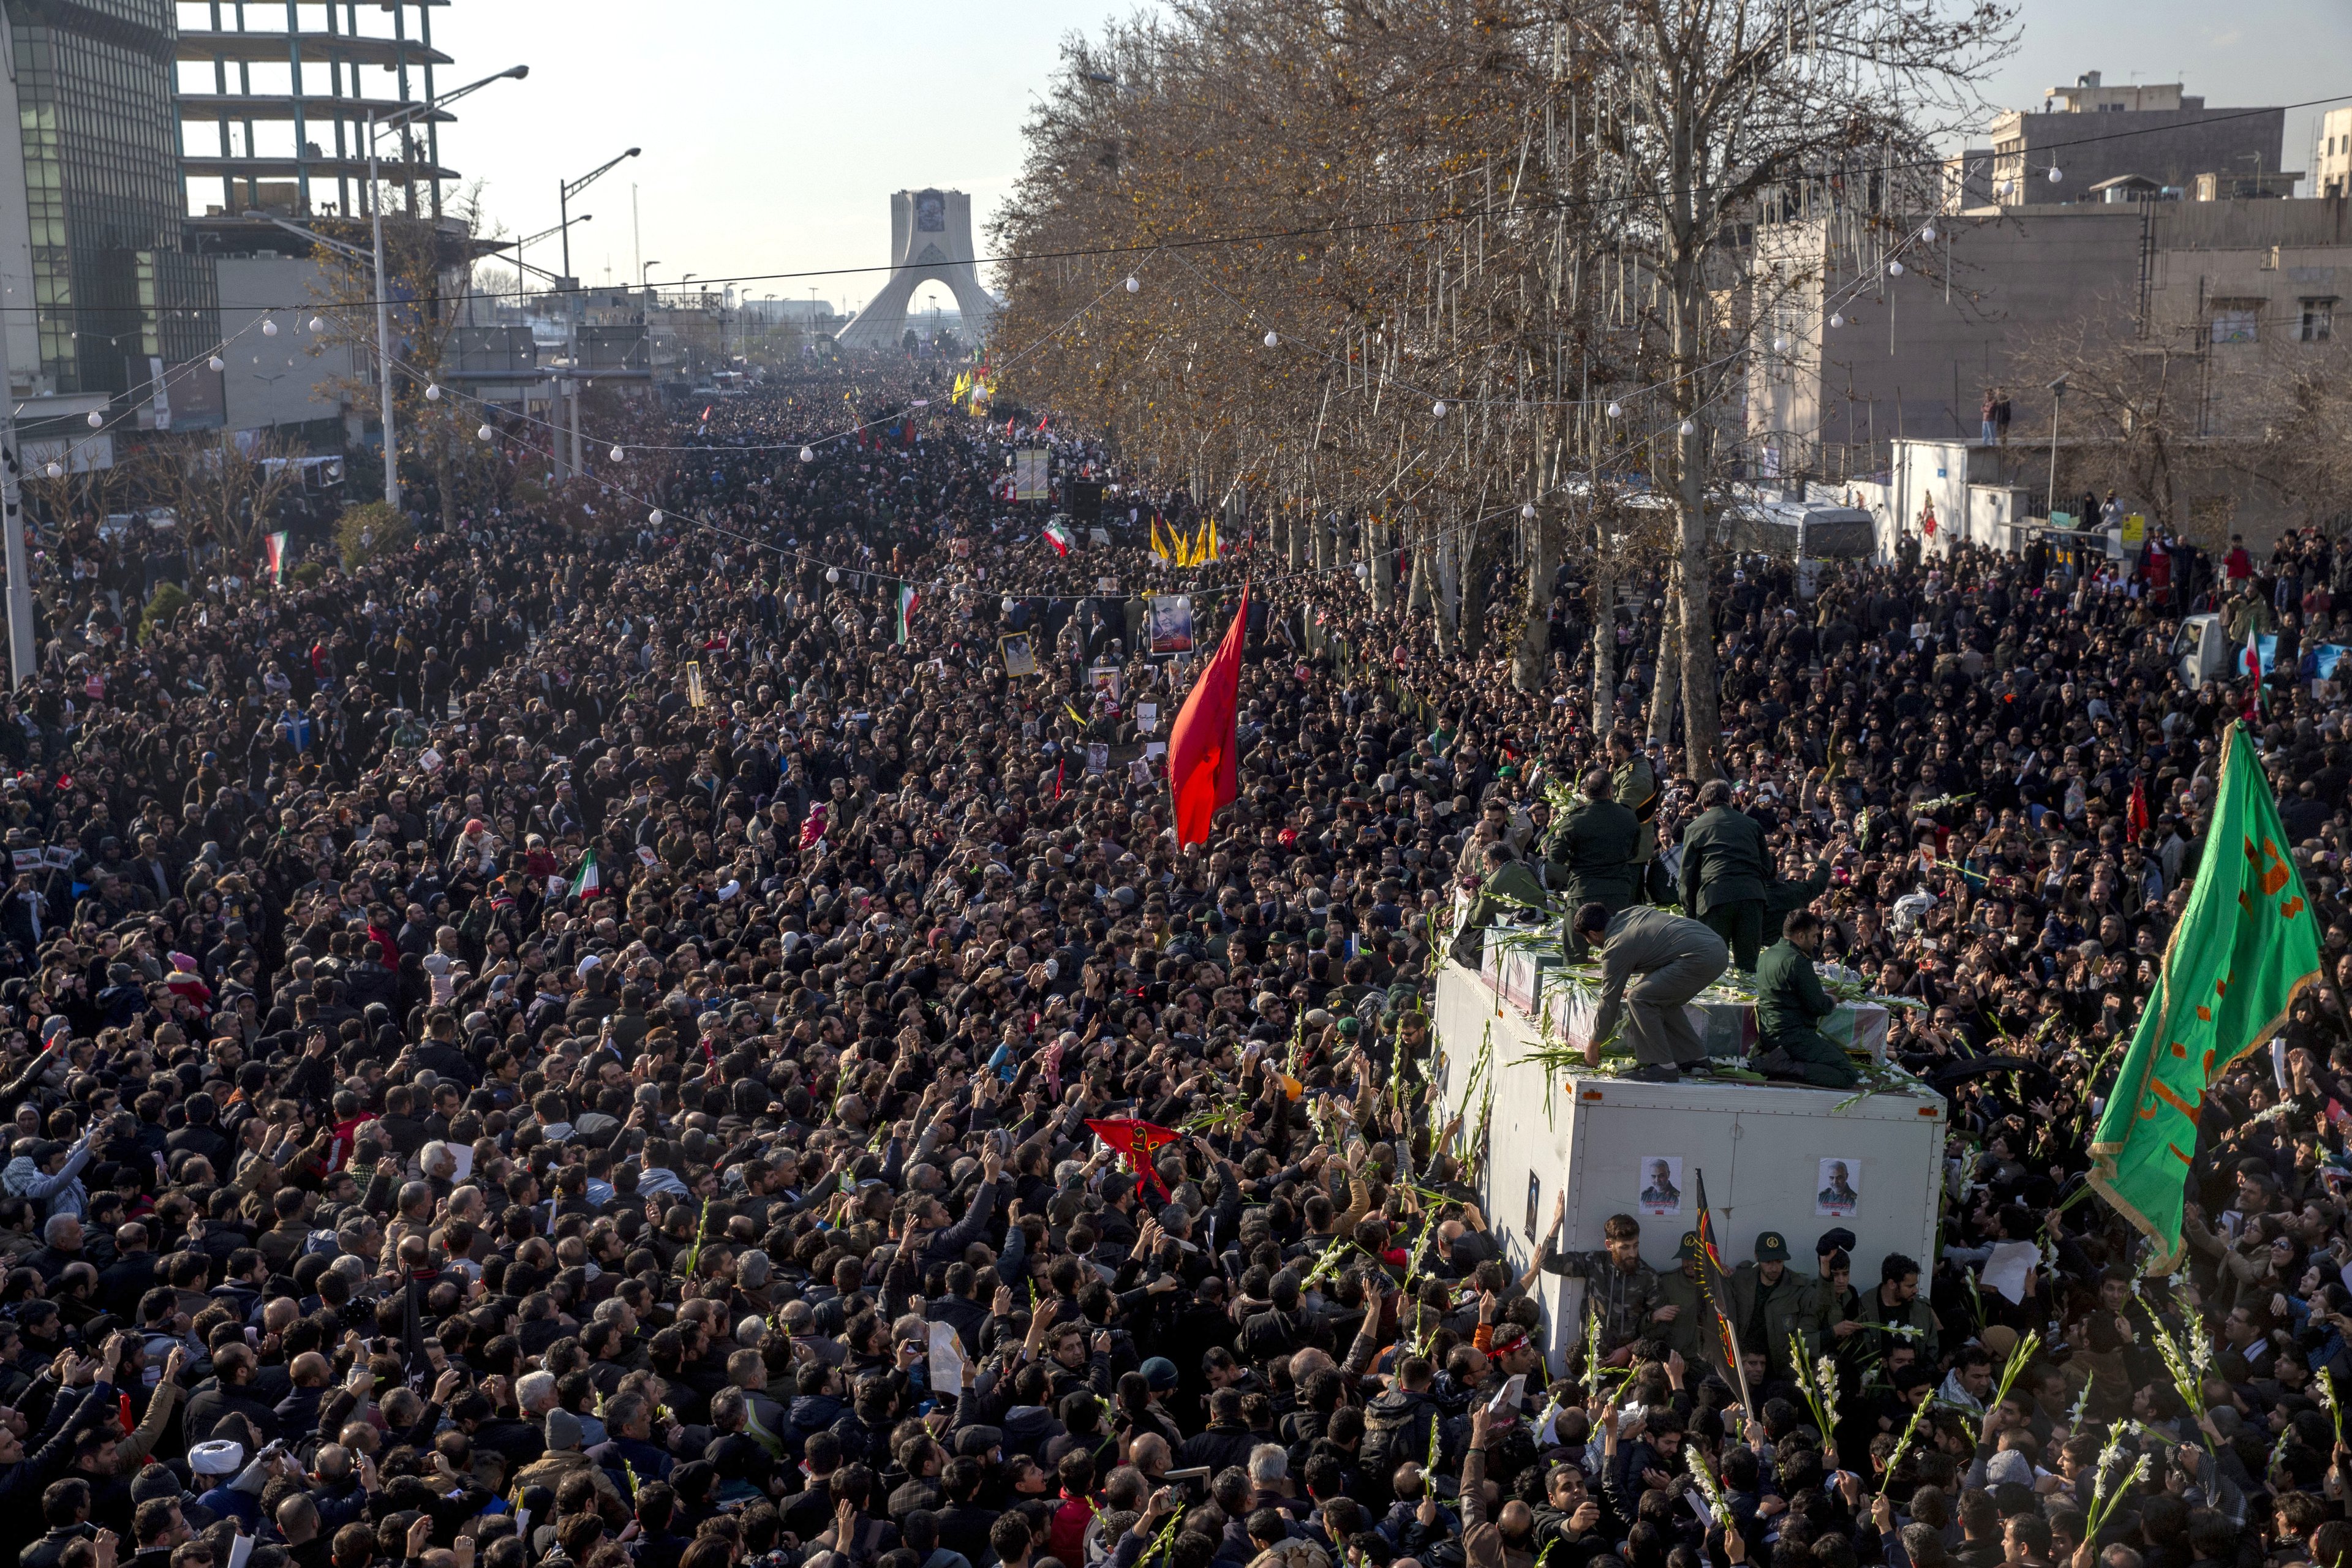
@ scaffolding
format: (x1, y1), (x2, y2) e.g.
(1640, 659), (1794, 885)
(177, 0), (455, 221)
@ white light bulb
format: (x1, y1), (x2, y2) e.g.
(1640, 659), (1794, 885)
(478, 424), (494, 441)
(1125, 276), (1139, 293)
(1354, 562), (1369, 579)
(424, 383), (441, 401)
(1997, 179), (2014, 196)
(609, 445), (625, 462)
(309, 316), (324, 332)
(86, 411), (102, 429)
(43, 462), (61, 480)
(261, 318), (278, 337)
(1262, 330), (1278, 348)
(825, 567), (840, 584)
(1887, 260), (1904, 277)
(1830, 312), (1845, 329)
(1605, 401), (1623, 419)
(1920, 225), (1937, 243)
(1678, 420), (1697, 437)
(1001, 596), (1014, 614)
(648, 510), (664, 526)
(2048, 166), (2064, 184)
(1772, 336), (1790, 353)
(208, 356), (224, 371)
(1521, 503), (1537, 521)
(799, 446), (815, 462)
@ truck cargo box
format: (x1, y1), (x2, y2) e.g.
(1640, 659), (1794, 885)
(1432, 962), (1946, 1373)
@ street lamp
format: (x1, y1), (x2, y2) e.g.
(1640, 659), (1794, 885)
(560, 148), (638, 284)
(514, 213), (588, 320)
(642, 261), (661, 293)
(552, 148), (639, 477)
(368, 63), (529, 513)
(2045, 375), (2067, 522)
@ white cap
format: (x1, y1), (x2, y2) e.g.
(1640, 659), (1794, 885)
(189, 1440), (243, 1476)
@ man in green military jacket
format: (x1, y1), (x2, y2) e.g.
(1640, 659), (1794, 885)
(1751, 910), (1861, 1088)
(1449, 840), (1554, 968)
(1722, 1231), (1811, 1380)
(1654, 1231), (1712, 1370)
(1608, 731), (1661, 892)
(1678, 779), (1771, 968)
(1548, 769), (1640, 957)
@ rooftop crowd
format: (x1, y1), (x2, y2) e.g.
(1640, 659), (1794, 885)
(0, 356), (2345, 1568)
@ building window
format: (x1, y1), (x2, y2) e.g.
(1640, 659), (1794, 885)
(2301, 298), (2336, 342)
(2210, 303), (2261, 345)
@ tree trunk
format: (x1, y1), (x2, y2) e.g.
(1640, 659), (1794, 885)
(1670, 258), (1722, 780)
(1648, 556), (1682, 749)
(1590, 543), (1616, 733)
(1370, 516), (1395, 612)
(1433, 522), (1460, 656)
(1459, 519), (1491, 662)
(437, 439), (458, 535)
(1408, 527), (1434, 616)
(1313, 509), (1333, 571)
(1286, 508), (1306, 568)
(1512, 506), (1558, 692)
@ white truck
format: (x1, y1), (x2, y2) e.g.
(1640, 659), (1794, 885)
(2173, 613), (2238, 687)
(1432, 961), (1948, 1373)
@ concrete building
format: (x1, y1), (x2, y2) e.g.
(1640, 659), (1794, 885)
(177, 0), (457, 221)
(1987, 72), (2286, 205)
(1751, 198), (2352, 550)
(211, 252), (353, 441)
(2317, 107), (2352, 201)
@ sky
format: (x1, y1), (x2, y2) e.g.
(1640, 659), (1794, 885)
(431, 0), (2351, 313)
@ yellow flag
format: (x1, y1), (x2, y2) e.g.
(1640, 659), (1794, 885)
(1206, 519), (1220, 560)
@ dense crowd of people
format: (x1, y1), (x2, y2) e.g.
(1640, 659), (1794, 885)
(0, 356), (2345, 1568)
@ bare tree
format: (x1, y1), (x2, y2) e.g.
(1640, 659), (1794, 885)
(1574, 0), (2015, 775)
(129, 430), (309, 570)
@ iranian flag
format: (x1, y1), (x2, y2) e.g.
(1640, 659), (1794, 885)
(895, 584), (918, 644)
(1042, 520), (1074, 557)
(567, 851), (600, 901)
(262, 531), (288, 584)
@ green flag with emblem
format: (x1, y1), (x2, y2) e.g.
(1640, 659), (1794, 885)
(2091, 724), (2320, 1264)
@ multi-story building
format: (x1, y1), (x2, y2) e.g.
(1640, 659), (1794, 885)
(176, 0), (454, 221)
(2317, 107), (2352, 200)
(1986, 72), (2288, 205)
(0, 0), (217, 421)
(1749, 197), (2352, 546)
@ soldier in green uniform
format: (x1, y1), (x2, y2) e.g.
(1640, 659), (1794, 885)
(1449, 841), (1555, 969)
(1751, 910), (1861, 1088)
(1608, 731), (1662, 900)
(1722, 1231), (1811, 1381)
(1654, 1232), (1713, 1370)
(1548, 769), (1640, 958)
(1677, 780), (1771, 969)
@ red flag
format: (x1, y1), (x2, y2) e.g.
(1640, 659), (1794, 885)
(1085, 1117), (1181, 1201)
(2128, 778), (2152, 837)
(1168, 585), (1250, 848)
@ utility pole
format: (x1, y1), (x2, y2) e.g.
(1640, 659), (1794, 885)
(0, 317), (33, 685)
(369, 110), (401, 513)
(2045, 375), (2066, 521)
